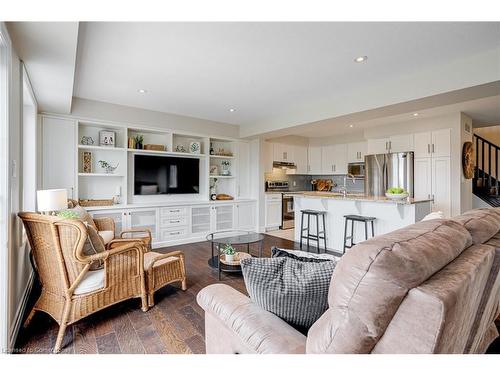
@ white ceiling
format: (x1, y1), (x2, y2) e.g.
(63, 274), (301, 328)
(7, 22), (79, 114)
(74, 22), (500, 134)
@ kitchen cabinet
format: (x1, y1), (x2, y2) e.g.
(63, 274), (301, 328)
(307, 146), (322, 174)
(367, 138), (389, 155)
(367, 134), (413, 155)
(347, 142), (367, 163)
(431, 157), (451, 217)
(293, 145), (309, 174)
(414, 158), (432, 200)
(235, 201), (256, 230)
(265, 194), (282, 229)
(273, 143), (294, 162)
(42, 116), (77, 199)
(321, 144), (347, 174)
(414, 129), (450, 158)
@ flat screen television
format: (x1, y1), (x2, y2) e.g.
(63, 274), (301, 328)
(134, 154), (200, 195)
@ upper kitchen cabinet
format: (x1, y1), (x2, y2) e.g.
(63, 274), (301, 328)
(272, 143), (294, 162)
(414, 129), (451, 158)
(307, 146), (322, 174)
(389, 134), (414, 153)
(322, 144), (347, 174)
(367, 138), (389, 155)
(293, 144), (308, 174)
(347, 142), (367, 163)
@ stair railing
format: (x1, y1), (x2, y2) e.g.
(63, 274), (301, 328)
(474, 133), (500, 196)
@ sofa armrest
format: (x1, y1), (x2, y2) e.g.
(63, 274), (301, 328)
(197, 284), (306, 354)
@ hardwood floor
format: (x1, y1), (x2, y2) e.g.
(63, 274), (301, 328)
(14, 234), (306, 354)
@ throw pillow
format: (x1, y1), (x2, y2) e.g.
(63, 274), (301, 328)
(271, 246), (338, 262)
(83, 225), (106, 270)
(241, 256), (336, 332)
(66, 205), (97, 229)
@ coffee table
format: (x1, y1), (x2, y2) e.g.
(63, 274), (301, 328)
(207, 230), (265, 280)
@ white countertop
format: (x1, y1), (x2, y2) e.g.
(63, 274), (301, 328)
(292, 191), (432, 205)
(84, 198), (256, 211)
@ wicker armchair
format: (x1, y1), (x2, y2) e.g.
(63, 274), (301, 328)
(67, 199), (152, 250)
(18, 212), (149, 353)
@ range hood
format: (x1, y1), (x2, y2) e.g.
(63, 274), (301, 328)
(273, 161), (297, 169)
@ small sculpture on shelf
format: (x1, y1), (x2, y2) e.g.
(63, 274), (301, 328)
(175, 145), (187, 153)
(80, 136), (94, 145)
(98, 160), (119, 174)
(220, 160), (231, 176)
(82, 151), (92, 173)
(210, 178), (218, 200)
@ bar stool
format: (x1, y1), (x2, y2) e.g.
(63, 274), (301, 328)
(343, 214), (376, 253)
(300, 209), (327, 253)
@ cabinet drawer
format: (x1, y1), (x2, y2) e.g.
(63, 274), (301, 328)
(161, 227), (188, 241)
(265, 194), (282, 202)
(160, 207), (188, 218)
(160, 216), (188, 228)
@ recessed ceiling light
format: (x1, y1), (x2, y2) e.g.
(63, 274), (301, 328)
(354, 56), (368, 63)
(413, 113), (419, 117)
(349, 124), (354, 128)
(137, 89), (147, 94)
(229, 108), (236, 112)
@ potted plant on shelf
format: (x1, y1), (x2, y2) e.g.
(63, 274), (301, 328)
(134, 134), (144, 149)
(222, 244), (236, 263)
(98, 160), (119, 174)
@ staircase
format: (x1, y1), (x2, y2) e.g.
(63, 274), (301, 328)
(473, 133), (500, 207)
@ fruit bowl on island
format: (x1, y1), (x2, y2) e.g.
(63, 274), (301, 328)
(385, 187), (409, 200)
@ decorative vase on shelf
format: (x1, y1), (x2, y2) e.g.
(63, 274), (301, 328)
(135, 142), (142, 149)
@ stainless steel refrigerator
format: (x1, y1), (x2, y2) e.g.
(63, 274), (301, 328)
(364, 152), (414, 197)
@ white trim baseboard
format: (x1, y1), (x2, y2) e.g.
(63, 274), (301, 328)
(8, 270), (34, 353)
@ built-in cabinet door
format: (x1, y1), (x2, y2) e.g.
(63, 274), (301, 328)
(127, 209), (158, 241)
(414, 132), (432, 158)
(294, 145), (308, 174)
(91, 210), (124, 237)
(321, 145), (335, 174)
(347, 142), (367, 163)
(215, 205), (234, 231)
(235, 202), (256, 230)
(272, 143), (294, 162)
(42, 116), (77, 199)
(331, 144), (348, 174)
(432, 157), (451, 217)
(191, 206), (211, 234)
(367, 138), (389, 155)
(431, 128), (451, 158)
(265, 201), (282, 228)
(414, 157), (432, 200)
(307, 146), (322, 174)
(389, 134), (414, 153)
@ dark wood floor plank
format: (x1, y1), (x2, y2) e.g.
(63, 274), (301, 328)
(15, 234), (299, 354)
(96, 332), (121, 354)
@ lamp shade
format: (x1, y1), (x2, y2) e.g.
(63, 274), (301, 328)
(37, 189), (68, 212)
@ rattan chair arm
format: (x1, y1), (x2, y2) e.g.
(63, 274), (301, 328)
(88, 242), (144, 262)
(148, 251), (184, 267)
(120, 228), (152, 239)
(107, 238), (146, 250)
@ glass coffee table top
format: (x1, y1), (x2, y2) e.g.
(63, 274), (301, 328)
(206, 230), (265, 245)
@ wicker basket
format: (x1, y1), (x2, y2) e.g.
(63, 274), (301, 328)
(144, 144), (166, 151)
(79, 199), (114, 207)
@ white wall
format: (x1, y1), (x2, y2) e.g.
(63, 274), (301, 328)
(69, 97), (240, 139)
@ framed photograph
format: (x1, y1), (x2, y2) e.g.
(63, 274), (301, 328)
(189, 141), (201, 154)
(82, 151), (92, 173)
(99, 130), (116, 147)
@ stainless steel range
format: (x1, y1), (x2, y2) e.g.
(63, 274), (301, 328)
(265, 181), (294, 229)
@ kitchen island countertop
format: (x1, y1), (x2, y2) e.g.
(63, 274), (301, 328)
(289, 191), (432, 205)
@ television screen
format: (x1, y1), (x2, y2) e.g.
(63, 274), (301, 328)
(134, 154), (200, 195)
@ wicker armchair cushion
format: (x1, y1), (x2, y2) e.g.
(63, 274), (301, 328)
(144, 252), (179, 270)
(98, 230), (114, 245)
(74, 270), (105, 295)
(67, 205), (97, 229)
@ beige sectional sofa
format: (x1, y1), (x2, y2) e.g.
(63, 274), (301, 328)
(197, 208), (500, 354)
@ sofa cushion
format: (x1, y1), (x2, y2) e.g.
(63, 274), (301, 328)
(452, 208), (500, 245)
(241, 256), (336, 332)
(307, 219), (472, 354)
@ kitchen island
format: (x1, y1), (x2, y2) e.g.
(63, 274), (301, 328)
(293, 192), (432, 253)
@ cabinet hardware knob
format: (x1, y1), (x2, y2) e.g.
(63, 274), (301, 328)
(432, 144), (435, 153)
(427, 144), (430, 154)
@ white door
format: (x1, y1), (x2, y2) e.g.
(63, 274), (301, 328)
(432, 128), (451, 157)
(128, 209), (158, 241)
(265, 201), (282, 228)
(432, 157), (451, 217)
(347, 142), (367, 163)
(367, 138), (389, 155)
(294, 145), (308, 174)
(235, 202), (256, 230)
(321, 145), (334, 174)
(389, 134), (414, 153)
(42, 116), (76, 199)
(414, 157), (432, 200)
(307, 146), (322, 174)
(414, 132), (432, 158)
(331, 144), (347, 174)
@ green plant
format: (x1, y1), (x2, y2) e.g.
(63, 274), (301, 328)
(56, 210), (80, 220)
(222, 244), (236, 255)
(134, 134), (144, 144)
(386, 187), (406, 194)
(98, 160), (111, 169)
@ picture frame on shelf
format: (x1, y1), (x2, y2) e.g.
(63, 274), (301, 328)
(210, 165), (218, 175)
(189, 141), (201, 154)
(82, 151), (92, 173)
(99, 130), (116, 147)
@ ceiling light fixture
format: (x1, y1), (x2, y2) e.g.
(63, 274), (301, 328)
(354, 56), (368, 63)
(229, 108), (236, 112)
(349, 124), (354, 128)
(137, 89), (147, 94)
(413, 113), (419, 117)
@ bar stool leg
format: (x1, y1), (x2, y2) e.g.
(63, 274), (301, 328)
(371, 221), (375, 238)
(351, 219), (354, 248)
(365, 221), (368, 240)
(343, 217), (348, 254)
(300, 212), (304, 249)
(322, 214), (327, 253)
(307, 213), (311, 251)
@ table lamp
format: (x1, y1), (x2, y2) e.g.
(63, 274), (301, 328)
(37, 189), (68, 215)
